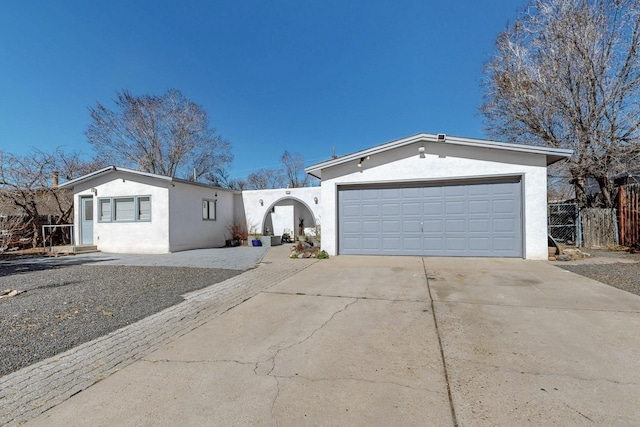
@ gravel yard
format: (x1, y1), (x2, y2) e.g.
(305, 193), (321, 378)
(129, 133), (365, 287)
(555, 249), (640, 297)
(0, 262), (240, 377)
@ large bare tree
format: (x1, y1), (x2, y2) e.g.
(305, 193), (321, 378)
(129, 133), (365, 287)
(86, 89), (232, 180)
(481, 0), (640, 207)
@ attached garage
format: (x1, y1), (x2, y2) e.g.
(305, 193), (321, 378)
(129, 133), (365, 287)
(306, 133), (572, 260)
(339, 178), (522, 257)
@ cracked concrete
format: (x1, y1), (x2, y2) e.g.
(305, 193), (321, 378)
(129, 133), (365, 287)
(20, 254), (640, 426)
(427, 257), (640, 426)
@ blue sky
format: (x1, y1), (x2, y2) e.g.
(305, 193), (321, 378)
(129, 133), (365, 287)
(0, 1), (528, 181)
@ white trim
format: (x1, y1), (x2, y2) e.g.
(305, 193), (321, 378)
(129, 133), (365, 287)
(305, 133), (573, 178)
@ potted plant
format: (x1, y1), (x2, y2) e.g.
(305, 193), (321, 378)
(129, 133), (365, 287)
(251, 229), (262, 247)
(227, 223), (248, 247)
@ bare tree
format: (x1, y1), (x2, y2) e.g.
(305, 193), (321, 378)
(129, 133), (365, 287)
(205, 167), (246, 191)
(481, 0), (640, 207)
(86, 89), (232, 180)
(246, 168), (286, 190)
(0, 149), (96, 247)
(281, 150), (309, 188)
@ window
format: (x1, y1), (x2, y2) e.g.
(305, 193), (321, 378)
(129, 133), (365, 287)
(202, 199), (216, 220)
(98, 196), (151, 222)
(138, 196), (151, 221)
(114, 197), (135, 221)
(99, 199), (112, 222)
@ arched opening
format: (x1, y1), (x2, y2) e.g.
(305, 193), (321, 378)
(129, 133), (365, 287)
(261, 197), (316, 239)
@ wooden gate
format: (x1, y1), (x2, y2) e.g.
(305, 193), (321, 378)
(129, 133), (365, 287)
(581, 208), (617, 248)
(619, 184), (640, 246)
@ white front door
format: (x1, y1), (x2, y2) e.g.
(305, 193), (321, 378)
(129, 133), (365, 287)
(80, 196), (94, 245)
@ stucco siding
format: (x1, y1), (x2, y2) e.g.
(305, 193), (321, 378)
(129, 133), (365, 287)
(320, 142), (549, 259)
(167, 182), (235, 252)
(72, 172), (170, 254)
(242, 188), (321, 236)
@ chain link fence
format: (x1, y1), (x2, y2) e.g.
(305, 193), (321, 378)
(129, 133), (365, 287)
(548, 203), (580, 246)
(548, 203), (622, 248)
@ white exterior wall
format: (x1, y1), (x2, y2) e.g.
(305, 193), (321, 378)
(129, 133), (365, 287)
(72, 173), (171, 253)
(319, 142), (549, 260)
(241, 187), (322, 236)
(167, 182), (235, 251)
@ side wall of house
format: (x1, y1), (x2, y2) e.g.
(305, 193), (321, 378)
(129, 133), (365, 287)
(167, 182), (236, 252)
(319, 142), (549, 260)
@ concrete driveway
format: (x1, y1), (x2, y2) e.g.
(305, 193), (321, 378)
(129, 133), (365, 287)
(23, 255), (640, 426)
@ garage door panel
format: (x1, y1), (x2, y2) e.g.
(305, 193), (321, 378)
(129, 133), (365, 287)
(402, 187), (422, 198)
(403, 219), (422, 233)
(423, 237), (445, 251)
(339, 179), (522, 257)
(469, 237), (490, 250)
(380, 188), (401, 199)
(445, 201), (465, 214)
(342, 220), (361, 233)
(423, 201), (443, 215)
(362, 221), (380, 233)
(382, 220), (401, 233)
(444, 186), (465, 197)
(402, 237), (422, 250)
(381, 237), (401, 250)
(445, 219), (466, 233)
(382, 203), (400, 215)
(493, 199), (517, 214)
(469, 219), (490, 232)
(446, 238), (467, 251)
(468, 184), (491, 196)
(362, 204), (380, 216)
(403, 202), (422, 216)
(493, 218), (516, 232)
(468, 200), (490, 214)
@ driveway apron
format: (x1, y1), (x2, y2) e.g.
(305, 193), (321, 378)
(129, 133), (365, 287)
(427, 257), (640, 426)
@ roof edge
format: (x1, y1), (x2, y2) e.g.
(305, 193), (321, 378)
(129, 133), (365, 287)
(305, 133), (573, 178)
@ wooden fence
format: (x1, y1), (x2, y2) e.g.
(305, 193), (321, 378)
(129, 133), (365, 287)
(581, 208), (617, 248)
(619, 184), (640, 246)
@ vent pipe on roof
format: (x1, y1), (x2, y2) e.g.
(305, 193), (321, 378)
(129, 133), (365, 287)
(52, 172), (59, 189)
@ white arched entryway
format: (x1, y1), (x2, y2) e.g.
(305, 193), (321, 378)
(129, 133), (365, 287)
(241, 187), (321, 238)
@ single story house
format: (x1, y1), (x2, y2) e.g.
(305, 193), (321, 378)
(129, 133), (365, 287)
(305, 133), (572, 260)
(59, 167), (243, 254)
(60, 133), (571, 259)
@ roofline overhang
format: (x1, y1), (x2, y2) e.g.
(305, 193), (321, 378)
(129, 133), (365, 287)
(58, 166), (240, 193)
(304, 133), (574, 179)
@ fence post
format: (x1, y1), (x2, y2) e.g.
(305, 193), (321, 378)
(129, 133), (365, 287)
(577, 207), (583, 248)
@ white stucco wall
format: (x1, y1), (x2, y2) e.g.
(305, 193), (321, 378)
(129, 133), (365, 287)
(241, 187), (322, 237)
(69, 170), (237, 254)
(71, 172), (171, 253)
(318, 142), (549, 259)
(167, 182), (236, 251)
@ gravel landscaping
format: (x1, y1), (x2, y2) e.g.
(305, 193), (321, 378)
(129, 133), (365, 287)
(555, 249), (640, 297)
(0, 262), (240, 377)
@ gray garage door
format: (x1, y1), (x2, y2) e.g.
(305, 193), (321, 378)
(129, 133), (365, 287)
(338, 178), (522, 257)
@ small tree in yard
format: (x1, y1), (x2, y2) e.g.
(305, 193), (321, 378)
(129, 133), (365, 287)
(481, 0), (640, 207)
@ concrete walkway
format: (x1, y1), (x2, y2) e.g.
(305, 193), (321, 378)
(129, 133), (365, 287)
(8, 253), (640, 426)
